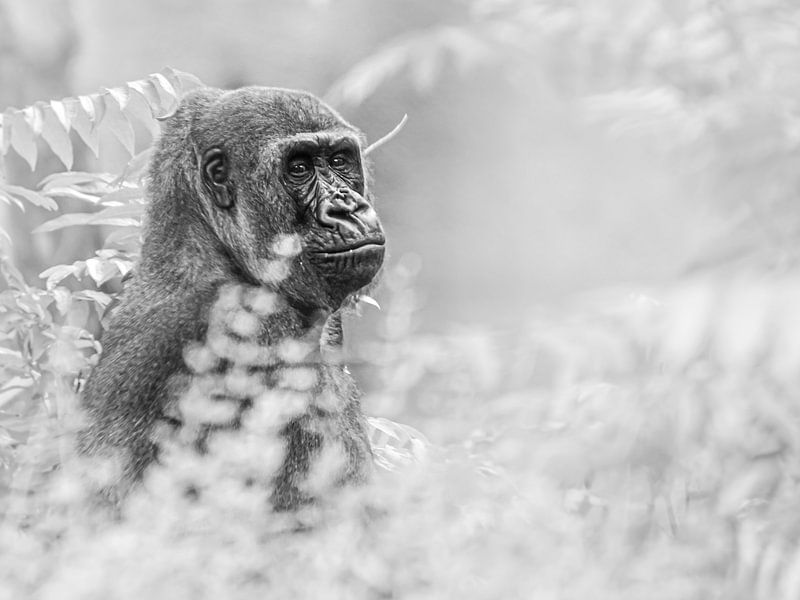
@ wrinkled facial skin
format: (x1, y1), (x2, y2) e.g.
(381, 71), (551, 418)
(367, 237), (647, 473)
(199, 123), (384, 313)
(280, 133), (385, 303)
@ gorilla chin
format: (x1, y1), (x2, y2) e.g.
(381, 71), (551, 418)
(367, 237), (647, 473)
(308, 240), (385, 295)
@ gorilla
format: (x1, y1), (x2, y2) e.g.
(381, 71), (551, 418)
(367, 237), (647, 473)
(78, 87), (385, 510)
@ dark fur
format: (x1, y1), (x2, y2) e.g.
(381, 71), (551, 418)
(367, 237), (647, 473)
(78, 87), (385, 510)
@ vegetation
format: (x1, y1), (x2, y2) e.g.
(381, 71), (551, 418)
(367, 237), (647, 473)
(2, 1), (800, 597)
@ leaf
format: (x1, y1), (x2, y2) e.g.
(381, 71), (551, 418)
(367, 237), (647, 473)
(368, 417), (430, 471)
(0, 189), (24, 211)
(128, 79), (163, 113)
(105, 85), (129, 110)
(70, 100), (100, 158)
(39, 171), (112, 191)
(39, 264), (79, 290)
(10, 111), (37, 170)
(40, 105), (73, 170)
(165, 67), (204, 94)
(33, 212), (99, 233)
(96, 248), (121, 259)
(22, 104), (44, 135)
(110, 258), (133, 278)
(0, 377), (32, 409)
(98, 187), (143, 206)
(160, 67), (183, 92)
(39, 171), (115, 206)
(367, 417), (430, 470)
(91, 203), (144, 221)
(104, 228), (141, 250)
(124, 88), (161, 140)
(1, 257), (28, 290)
(35, 201), (142, 233)
(368, 417), (408, 440)
(85, 257), (121, 285)
(73, 290), (112, 309)
(91, 94), (107, 127)
(52, 286), (72, 315)
(0, 347), (25, 369)
(151, 72), (178, 100)
(33, 208), (140, 234)
(1, 184), (57, 210)
(102, 96), (136, 156)
(149, 73), (179, 117)
(49, 100), (70, 131)
(111, 149), (153, 188)
(358, 295), (382, 310)
(42, 187), (102, 204)
(78, 95), (94, 120)
(39, 171), (116, 204)
(63, 97), (82, 124)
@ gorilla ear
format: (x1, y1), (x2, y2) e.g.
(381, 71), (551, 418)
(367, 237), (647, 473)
(201, 147), (234, 209)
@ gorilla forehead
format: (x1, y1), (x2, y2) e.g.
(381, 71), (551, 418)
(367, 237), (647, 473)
(193, 86), (357, 145)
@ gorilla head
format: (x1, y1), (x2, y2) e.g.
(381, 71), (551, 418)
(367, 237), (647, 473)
(144, 86), (385, 313)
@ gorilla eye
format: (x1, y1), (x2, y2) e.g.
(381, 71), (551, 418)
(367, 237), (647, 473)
(330, 152), (355, 171)
(287, 157), (313, 179)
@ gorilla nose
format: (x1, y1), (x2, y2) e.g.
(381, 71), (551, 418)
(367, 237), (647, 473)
(318, 192), (381, 236)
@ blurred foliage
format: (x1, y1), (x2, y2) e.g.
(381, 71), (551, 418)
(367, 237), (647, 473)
(1, 0), (800, 598)
(330, 0), (800, 270)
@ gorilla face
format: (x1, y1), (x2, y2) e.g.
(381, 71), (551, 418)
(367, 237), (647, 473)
(280, 132), (385, 301)
(194, 88), (385, 312)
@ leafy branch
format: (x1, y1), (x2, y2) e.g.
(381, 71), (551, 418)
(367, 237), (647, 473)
(0, 67), (201, 172)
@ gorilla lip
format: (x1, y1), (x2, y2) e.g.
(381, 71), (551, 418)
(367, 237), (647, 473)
(312, 238), (385, 256)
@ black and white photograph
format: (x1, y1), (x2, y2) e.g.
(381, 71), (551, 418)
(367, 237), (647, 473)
(1, 1), (799, 598)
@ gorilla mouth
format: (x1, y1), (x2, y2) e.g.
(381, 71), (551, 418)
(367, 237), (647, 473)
(308, 238), (385, 291)
(312, 238), (385, 258)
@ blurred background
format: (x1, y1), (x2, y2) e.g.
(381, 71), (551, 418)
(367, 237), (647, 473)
(5, 3), (800, 596)
(6, 0), (786, 331)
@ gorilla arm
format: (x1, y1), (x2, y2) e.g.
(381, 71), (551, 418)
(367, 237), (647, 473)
(78, 288), (211, 486)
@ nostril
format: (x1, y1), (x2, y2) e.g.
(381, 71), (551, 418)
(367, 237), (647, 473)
(318, 203), (352, 229)
(328, 206), (351, 220)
